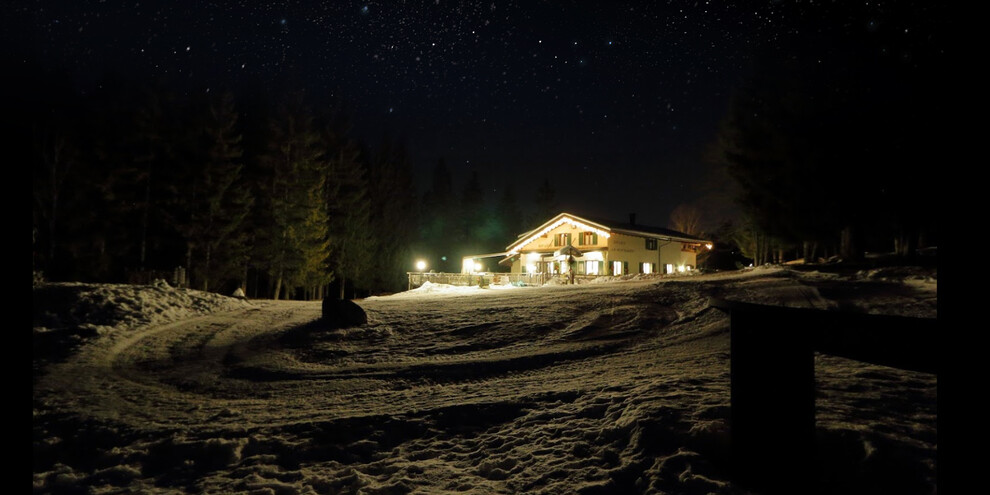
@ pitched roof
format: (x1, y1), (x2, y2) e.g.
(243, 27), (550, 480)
(580, 214), (711, 243)
(506, 212), (710, 252)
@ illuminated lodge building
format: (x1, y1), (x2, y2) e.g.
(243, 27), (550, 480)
(494, 212), (712, 277)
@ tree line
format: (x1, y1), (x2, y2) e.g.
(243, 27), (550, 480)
(28, 72), (423, 298)
(706, 3), (943, 265)
(414, 160), (559, 274)
(28, 70), (561, 297)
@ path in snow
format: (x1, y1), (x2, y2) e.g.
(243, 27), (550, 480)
(33, 267), (937, 494)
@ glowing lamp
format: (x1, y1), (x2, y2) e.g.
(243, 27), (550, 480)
(474, 262), (483, 272)
(415, 260), (427, 271)
(706, 243), (713, 250)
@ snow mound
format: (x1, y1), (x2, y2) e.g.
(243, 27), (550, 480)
(34, 281), (249, 332)
(33, 281), (250, 366)
(372, 280), (521, 298)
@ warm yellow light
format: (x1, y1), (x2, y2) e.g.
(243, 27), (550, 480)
(474, 262), (483, 272)
(583, 251), (604, 261)
(415, 260), (427, 271)
(706, 243), (713, 250)
(677, 264), (686, 273)
(508, 215), (610, 255)
(526, 263), (537, 273)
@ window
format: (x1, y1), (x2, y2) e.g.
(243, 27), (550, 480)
(665, 264), (674, 274)
(645, 238), (658, 250)
(612, 261), (624, 275)
(582, 232), (596, 245)
(555, 233), (571, 246)
(640, 262), (653, 274)
(586, 260), (600, 275)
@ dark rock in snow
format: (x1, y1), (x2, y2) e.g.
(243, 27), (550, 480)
(322, 298), (367, 328)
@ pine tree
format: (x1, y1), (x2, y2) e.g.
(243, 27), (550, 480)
(192, 92), (253, 292)
(420, 158), (457, 272)
(256, 94), (332, 299)
(458, 170), (485, 256)
(324, 123), (372, 300)
(365, 135), (417, 293)
(534, 178), (557, 224)
(495, 184), (523, 252)
(32, 108), (79, 275)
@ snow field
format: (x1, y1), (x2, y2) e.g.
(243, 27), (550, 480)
(34, 267), (936, 494)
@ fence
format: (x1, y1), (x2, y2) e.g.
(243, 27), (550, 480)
(709, 298), (937, 493)
(407, 272), (544, 290)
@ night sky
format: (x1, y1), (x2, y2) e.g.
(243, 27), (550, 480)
(10, 1), (944, 229)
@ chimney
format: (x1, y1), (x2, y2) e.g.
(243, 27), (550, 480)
(629, 213), (636, 225)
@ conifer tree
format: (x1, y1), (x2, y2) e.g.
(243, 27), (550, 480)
(495, 184), (523, 252)
(193, 91), (253, 292)
(458, 170), (485, 255)
(533, 178), (557, 225)
(324, 123), (372, 300)
(256, 94), (331, 299)
(365, 136), (416, 293)
(420, 159), (456, 272)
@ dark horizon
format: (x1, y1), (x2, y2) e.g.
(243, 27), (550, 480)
(11, 1), (825, 227)
(20, 1), (945, 292)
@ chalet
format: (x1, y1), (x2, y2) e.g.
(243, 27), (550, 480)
(498, 212), (711, 276)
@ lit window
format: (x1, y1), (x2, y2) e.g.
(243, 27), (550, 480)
(586, 261), (599, 275)
(612, 261), (623, 275)
(642, 263), (652, 274)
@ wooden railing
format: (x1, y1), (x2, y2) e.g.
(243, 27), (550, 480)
(405, 271), (625, 290)
(407, 272), (549, 290)
(709, 298), (937, 493)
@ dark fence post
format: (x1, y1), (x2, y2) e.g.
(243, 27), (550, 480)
(728, 304), (815, 492)
(712, 298), (937, 493)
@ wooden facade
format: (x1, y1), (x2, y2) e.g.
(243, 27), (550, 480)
(501, 212), (711, 277)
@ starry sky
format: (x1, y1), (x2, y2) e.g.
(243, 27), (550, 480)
(10, 1), (944, 229)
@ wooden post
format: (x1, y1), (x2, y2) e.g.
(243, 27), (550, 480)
(728, 305), (815, 492)
(711, 298), (937, 493)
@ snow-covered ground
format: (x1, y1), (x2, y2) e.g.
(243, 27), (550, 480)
(33, 266), (937, 494)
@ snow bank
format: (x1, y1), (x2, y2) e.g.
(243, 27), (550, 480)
(34, 266), (937, 494)
(370, 280), (522, 299)
(34, 279), (250, 333)
(33, 280), (250, 366)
